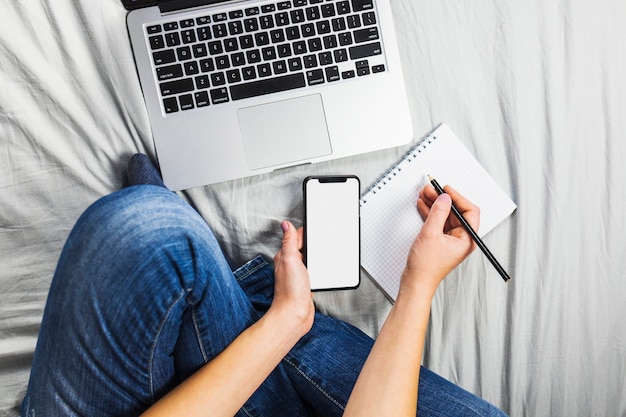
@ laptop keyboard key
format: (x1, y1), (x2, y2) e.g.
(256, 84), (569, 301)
(195, 75), (210, 89)
(211, 72), (226, 86)
(337, 1), (351, 15)
(210, 87), (230, 104)
(288, 57), (303, 71)
(306, 69), (325, 85)
(346, 14), (361, 29)
(239, 34), (255, 49)
(348, 42), (381, 59)
(325, 66), (340, 82)
(227, 69), (242, 83)
(157, 64), (183, 80)
(176, 46), (192, 61)
(257, 63), (272, 77)
(244, 18), (260, 32)
(181, 19), (195, 28)
(200, 58), (215, 72)
(193, 44), (208, 58)
(334, 48), (348, 62)
(165, 32), (181, 47)
(213, 23), (228, 38)
(354, 27), (379, 43)
(363, 12), (377, 26)
(196, 16), (211, 25)
(197, 26), (212, 41)
(306, 6), (321, 20)
(181, 29), (196, 43)
(351, 0), (374, 12)
(153, 49), (176, 65)
(149, 35), (165, 50)
(164, 22), (178, 31)
(321, 4), (336, 17)
(195, 91), (210, 107)
(163, 97), (179, 113)
(245, 7), (260, 16)
(208, 41), (223, 55)
(184, 61), (200, 75)
(160, 78), (194, 96)
(179, 94), (195, 110)
(213, 13), (227, 22)
(230, 73), (306, 100)
(242, 66), (257, 80)
(147, 25), (162, 34)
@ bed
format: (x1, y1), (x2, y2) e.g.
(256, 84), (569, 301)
(1, 0), (625, 415)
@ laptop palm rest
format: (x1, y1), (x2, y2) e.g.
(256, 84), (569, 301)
(237, 94), (332, 170)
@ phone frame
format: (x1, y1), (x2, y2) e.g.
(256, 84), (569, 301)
(303, 175), (361, 292)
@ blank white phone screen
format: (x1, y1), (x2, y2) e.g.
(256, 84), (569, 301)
(305, 176), (360, 291)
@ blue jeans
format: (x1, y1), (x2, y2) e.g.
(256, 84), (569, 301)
(22, 186), (506, 417)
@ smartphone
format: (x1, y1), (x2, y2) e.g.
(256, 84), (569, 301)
(303, 175), (360, 291)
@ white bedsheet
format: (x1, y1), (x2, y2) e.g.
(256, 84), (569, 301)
(1, 0), (625, 415)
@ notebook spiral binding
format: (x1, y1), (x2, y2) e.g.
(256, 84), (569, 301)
(360, 134), (439, 205)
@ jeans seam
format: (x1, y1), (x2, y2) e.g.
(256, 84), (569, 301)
(191, 307), (210, 364)
(149, 290), (186, 402)
(234, 255), (268, 282)
(282, 357), (346, 412)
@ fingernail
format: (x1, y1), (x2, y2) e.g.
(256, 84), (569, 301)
(438, 193), (451, 203)
(281, 221), (289, 233)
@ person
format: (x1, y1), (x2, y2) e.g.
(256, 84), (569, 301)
(22, 154), (507, 417)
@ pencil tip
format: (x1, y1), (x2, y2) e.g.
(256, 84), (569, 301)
(428, 174), (434, 181)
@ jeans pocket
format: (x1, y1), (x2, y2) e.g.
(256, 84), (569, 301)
(234, 255), (275, 313)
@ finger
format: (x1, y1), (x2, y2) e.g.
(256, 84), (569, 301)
(417, 184), (439, 221)
(420, 183), (439, 205)
(416, 195), (430, 221)
(296, 226), (304, 251)
(280, 221), (296, 249)
(421, 193), (452, 234)
(442, 185), (480, 230)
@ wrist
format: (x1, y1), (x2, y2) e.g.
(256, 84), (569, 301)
(398, 270), (440, 301)
(265, 302), (313, 342)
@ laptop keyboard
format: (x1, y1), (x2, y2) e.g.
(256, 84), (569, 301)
(145, 0), (386, 114)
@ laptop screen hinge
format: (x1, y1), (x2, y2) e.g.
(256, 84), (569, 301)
(159, 0), (234, 14)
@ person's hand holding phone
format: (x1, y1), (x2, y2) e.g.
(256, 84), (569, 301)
(271, 221), (315, 338)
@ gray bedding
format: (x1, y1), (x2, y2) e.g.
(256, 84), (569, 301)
(2, 0), (626, 415)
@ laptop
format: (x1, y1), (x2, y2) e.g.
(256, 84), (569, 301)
(123, 0), (413, 190)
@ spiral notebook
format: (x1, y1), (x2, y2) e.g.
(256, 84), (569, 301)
(359, 123), (516, 301)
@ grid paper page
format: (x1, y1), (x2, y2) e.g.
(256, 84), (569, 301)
(359, 123), (517, 301)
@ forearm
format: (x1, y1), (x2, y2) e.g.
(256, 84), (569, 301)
(141, 307), (305, 417)
(343, 285), (435, 417)
(344, 187), (477, 416)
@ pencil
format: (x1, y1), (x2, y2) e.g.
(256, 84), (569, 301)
(428, 175), (511, 282)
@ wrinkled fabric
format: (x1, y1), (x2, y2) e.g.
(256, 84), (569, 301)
(1, 0), (626, 416)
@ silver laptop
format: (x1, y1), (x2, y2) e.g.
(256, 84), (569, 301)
(124, 0), (413, 190)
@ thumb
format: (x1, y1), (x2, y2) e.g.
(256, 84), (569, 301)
(422, 193), (452, 233)
(280, 221), (299, 255)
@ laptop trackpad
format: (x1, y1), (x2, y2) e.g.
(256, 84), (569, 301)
(238, 94), (332, 170)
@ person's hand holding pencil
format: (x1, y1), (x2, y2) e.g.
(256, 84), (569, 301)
(399, 182), (480, 297)
(426, 176), (511, 283)
(345, 180), (484, 416)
